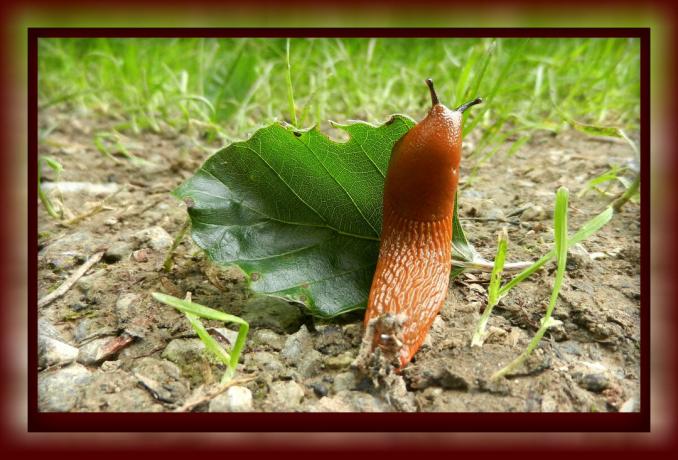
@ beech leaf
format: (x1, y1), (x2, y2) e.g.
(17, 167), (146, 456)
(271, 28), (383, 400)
(175, 115), (474, 318)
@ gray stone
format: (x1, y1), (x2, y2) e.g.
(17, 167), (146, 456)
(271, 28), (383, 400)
(38, 363), (93, 412)
(133, 226), (173, 251)
(43, 251), (85, 271)
(79, 369), (164, 412)
(439, 368), (471, 391)
(405, 366), (471, 391)
(115, 293), (140, 323)
(132, 357), (189, 404)
(101, 360), (122, 372)
(39, 231), (98, 271)
(77, 337), (122, 365)
(483, 207), (505, 221)
(38, 318), (62, 340)
(521, 205), (547, 221)
(39, 335), (79, 369)
(208, 327), (239, 346)
(315, 324), (347, 355)
(248, 351), (284, 373)
(342, 323), (363, 345)
(280, 325), (313, 365)
(267, 380), (305, 410)
(620, 395), (639, 412)
(324, 351), (354, 370)
(579, 373), (610, 393)
(76, 269), (107, 294)
(104, 241), (134, 263)
(240, 296), (303, 334)
(309, 382), (329, 397)
(568, 243), (594, 269)
(162, 338), (209, 365)
(332, 371), (357, 393)
(297, 349), (323, 378)
(73, 318), (117, 344)
(251, 329), (285, 351)
(309, 390), (389, 412)
(161, 338), (219, 386)
(209, 386), (253, 412)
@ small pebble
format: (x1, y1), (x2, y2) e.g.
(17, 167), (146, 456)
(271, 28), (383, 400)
(133, 226), (173, 251)
(115, 293), (139, 323)
(132, 249), (150, 263)
(132, 357), (189, 404)
(104, 241), (133, 263)
(209, 386), (253, 412)
(267, 380), (305, 410)
(38, 363), (92, 412)
(280, 325), (313, 365)
(249, 351), (284, 373)
(77, 336), (130, 365)
(332, 371), (357, 393)
(579, 373), (610, 393)
(324, 352), (354, 370)
(297, 349), (324, 378)
(101, 360), (123, 372)
(309, 382), (329, 397)
(251, 329), (285, 351)
(38, 335), (79, 369)
(240, 297), (304, 334)
(521, 205), (547, 221)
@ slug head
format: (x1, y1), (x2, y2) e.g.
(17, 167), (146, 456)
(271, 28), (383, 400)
(383, 79), (482, 221)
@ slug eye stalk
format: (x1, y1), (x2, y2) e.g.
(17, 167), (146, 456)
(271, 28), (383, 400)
(456, 97), (483, 113)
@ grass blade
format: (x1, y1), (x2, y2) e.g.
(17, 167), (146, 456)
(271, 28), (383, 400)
(492, 187), (569, 380)
(152, 292), (249, 383)
(285, 38), (298, 126)
(471, 227), (508, 347)
(497, 205), (613, 299)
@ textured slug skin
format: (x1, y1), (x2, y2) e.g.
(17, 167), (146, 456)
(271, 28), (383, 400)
(365, 104), (462, 369)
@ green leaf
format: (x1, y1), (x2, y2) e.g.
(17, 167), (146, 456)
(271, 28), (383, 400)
(175, 115), (473, 318)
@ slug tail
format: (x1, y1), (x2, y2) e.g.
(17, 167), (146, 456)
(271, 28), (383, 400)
(364, 202), (453, 369)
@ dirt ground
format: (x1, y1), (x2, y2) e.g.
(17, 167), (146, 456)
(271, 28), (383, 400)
(36, 107), (641, 413)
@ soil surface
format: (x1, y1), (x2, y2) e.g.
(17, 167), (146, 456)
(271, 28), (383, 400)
(37, 108), (641, 413)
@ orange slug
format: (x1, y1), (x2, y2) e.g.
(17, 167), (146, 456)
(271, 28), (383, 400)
(363, 79), (482, 370)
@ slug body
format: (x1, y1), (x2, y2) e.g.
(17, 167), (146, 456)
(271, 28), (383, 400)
(363, 80), (481, 370)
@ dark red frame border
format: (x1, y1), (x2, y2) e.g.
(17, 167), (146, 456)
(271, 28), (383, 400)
(27, 27), (650, 433)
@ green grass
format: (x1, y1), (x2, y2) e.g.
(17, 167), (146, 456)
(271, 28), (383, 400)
(38, 37), (640, 159)
(491, 186), (570, 380)
(151, 292), (249, 383)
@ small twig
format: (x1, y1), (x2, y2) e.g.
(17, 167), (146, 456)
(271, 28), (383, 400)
(174, 376), (257, 412)
(460, 217), (521, 225)
(60, 185), (125, 227)
(454, 259), (532, 274)
(38, 251), (105, 308)
(62, 204), (115, 227)
(116, 197), (163, 221)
